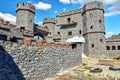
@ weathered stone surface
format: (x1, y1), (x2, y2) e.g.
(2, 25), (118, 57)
(0, 41), (82, 80)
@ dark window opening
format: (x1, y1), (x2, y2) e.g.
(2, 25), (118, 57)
(58, 32), (60, 34)
(45, 26), (48, 29)
(118, 46), (120, 50)
(106, 46), (110, 50)
(0, 35), (7, 41)
(100, 39), (103, 42)
(20, 27), (25, 32)
(68, 31), (72, 36)
(72, 44), (77, 50)
(90, 25), (93, 29)
(67, 18), (71, 23)
(112, 46), (116, 50)
(83, 22), (86, 26)
(99, 19), (102, 24)
(91, 44), (94, 48)
(79, 30), (82, 34)
(10, 37), (18, 43)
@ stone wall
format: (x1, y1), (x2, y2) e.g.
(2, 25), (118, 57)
(0, 41), (82, 80)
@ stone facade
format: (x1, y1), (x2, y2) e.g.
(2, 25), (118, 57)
(0, 41), (82, 80)
(0, 1), (120, 59)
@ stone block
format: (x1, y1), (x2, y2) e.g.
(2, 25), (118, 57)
(60, 44), (65, 48)
(54, 43), (59, 48)
(46, 42), (52, 47)
(36, 40), (43, 47)
(98, 59), (114, 66)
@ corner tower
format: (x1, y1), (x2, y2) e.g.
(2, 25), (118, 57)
(43, 18), (56, 36)
(16, 2), (35, 36)
(82, 1), (106, 58)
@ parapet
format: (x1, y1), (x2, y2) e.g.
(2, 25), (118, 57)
(57, 8), (83, 17)
(43, 17), (56, 25)
(16, 2), (35, 14)
(83, 1), (104, 13)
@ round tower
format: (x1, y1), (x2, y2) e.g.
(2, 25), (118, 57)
(82, 1), (106, 58)
(43, 18), (56, 36)
(16, 2), (35, 36)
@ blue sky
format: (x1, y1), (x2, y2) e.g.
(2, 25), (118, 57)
(0, 0), (120, 38)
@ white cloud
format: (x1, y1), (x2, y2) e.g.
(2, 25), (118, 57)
(36, 21), (43, 26)
(0, 12), (16, 24)
(63, 8), (67, 11)
(59, 0), (70, 4)
(34, 2), (52, 10)
(105, 32), (114, 38)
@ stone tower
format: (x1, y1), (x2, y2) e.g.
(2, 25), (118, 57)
(43, 18), (56, 36)
(16, 2), (35, 37)
(82, 1), (106, 58)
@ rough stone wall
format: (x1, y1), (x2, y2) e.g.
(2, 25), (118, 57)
(106, 41), (120, 58)
(56, 11), (83, 43)
(0, 41), (82, 80)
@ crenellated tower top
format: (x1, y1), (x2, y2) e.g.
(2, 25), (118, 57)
(57, 8), (83, 17)
(43, 17), (56, 25)
(16, 2), (35, 14)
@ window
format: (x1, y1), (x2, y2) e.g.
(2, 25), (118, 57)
(91, 44), (94, 48)
(58, 32), (60, 34)
(90, 25), (93, 29)
(45, 26), (48, 29)
(20, 27), (25, 32)
(68, 31), (72, 36)
(79, 30), (82, 34)
(99, 19), (102, 24)
(97, 3), (101, 7)
(112, 46), (116, 50)
(30, 19), (32, 22)
(118, 46), (120, 50)
(89, 13), (93, 17)
(67, 18), (71, 23)
(100, 39), (103, 42)
(106, 46), (110, 50)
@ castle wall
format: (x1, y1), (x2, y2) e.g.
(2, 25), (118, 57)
(105, 40), (120, 58)
(0, 40), (82, 80)
(56, 10), (83, 43)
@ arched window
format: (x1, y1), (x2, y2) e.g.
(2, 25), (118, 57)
(91, 44), (94, 48)
(99, 19), (102, 24)
(106, 46), (110, 50)
(100, 39), (103, 42)
(112, 46), (116, 50)
(67, 18), (71, 23)
(79, 30), (82, 34)
(118, 46), (120, 50)
(90, 25), (93, 29)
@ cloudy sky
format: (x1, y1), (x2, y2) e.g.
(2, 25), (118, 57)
(0, 0), (120, 38)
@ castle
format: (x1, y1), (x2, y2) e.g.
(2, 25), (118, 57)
(0, 1), (120, 58)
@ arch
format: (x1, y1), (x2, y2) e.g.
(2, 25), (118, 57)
(106, 46), (110, 50)
(112, 46), (116, 50)
(90, 25), (93, 29)
(118, 46), (120, 50)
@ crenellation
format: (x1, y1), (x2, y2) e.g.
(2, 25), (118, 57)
(43, 17), (56, 24)
(16, 2), (35, 13)
(57, 8), (83, 17)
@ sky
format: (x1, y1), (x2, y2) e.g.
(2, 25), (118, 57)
(0, 0), (120, 38)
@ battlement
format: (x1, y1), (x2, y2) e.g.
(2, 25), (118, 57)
(57, 8), (83, 17)
(83, 1), (104, 13)
(43, 17), (56, 25)
(16, 2), (35, 13)
(106, 33), (120, 41)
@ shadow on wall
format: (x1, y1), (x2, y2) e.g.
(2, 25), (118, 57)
(0, 45), (25, 80)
